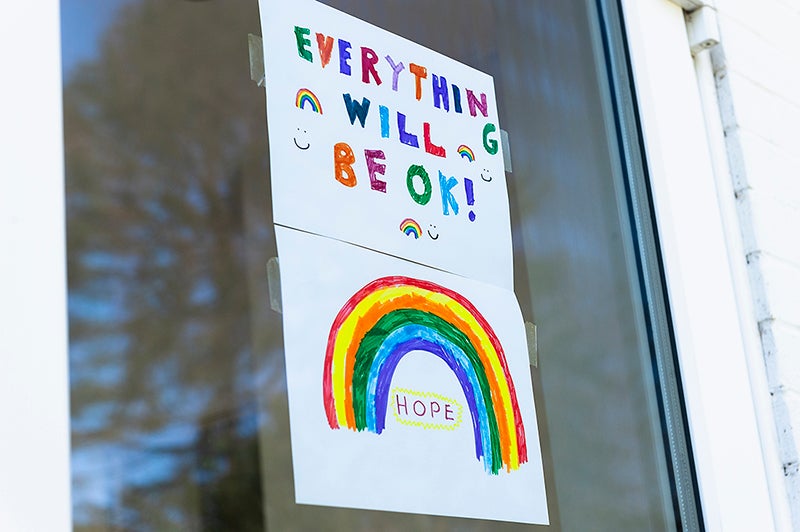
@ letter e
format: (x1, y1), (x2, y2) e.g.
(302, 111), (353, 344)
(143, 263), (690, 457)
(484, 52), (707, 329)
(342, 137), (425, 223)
(364, 149), (387, 193)
(293, 26), (313, 62)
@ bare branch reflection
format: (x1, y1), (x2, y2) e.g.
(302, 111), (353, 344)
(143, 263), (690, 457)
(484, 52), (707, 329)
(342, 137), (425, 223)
(65, 1), (274, 529)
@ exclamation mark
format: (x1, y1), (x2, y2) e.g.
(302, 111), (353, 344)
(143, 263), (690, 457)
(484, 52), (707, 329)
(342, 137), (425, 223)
(464, 178), (476, 221)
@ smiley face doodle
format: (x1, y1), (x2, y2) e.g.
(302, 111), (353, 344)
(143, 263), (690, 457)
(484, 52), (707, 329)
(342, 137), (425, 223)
(427, 224), (439, 240)
(480, 168), (492, 182)
(293, 127), (310, 150)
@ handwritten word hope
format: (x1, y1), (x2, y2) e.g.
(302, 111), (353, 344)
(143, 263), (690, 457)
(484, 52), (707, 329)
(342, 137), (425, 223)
(391, 388), (463, 431)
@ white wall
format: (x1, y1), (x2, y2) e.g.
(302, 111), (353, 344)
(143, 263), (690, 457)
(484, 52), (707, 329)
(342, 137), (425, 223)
(705, 0), (800, 527)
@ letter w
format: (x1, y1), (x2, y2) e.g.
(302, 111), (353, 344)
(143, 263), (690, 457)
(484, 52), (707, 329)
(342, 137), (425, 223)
(342, 93), (371, 128)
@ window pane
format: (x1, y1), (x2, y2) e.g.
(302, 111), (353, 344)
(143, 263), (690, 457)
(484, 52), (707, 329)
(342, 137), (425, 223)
(63, 1), (692, 530)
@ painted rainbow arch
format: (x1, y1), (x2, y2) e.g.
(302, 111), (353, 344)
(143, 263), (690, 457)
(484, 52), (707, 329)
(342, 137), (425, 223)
(323, 276), (528, 474)
(457, 144), (475, 162)
(296, 88), (323, 114)
(399, 218), (421, 239)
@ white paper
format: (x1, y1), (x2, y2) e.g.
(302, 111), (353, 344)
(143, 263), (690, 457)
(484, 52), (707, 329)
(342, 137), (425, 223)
(275, 226), (548, 524)
(260, 0), (513, 290)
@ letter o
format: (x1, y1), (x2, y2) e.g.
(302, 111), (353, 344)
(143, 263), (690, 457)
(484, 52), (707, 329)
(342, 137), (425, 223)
(413, 400), (426, 417)
(406, 164), (432, 205)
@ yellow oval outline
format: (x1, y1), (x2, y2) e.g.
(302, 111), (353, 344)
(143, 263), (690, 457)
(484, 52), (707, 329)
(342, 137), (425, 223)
(389, 387), (464, 431)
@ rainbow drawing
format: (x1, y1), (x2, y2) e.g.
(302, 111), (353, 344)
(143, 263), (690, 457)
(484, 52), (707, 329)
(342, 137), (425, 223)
(457, 144), (475, 162)
(323, 276), (528, 475)
(399, 218), (422, 239)
(296, 88), (323, 114)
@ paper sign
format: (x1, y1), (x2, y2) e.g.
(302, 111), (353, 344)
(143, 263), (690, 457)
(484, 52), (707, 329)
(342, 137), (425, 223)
(260, 0), (548, 523)
(260, 0), (513, 290)
(276, 226), (548, 524)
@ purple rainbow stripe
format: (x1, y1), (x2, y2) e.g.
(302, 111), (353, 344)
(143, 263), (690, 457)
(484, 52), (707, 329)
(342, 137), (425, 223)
(365, 324), (491, 470)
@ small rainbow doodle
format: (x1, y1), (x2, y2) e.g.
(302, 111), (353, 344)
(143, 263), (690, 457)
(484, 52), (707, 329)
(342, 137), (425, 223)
(296, 88), (323, 114)
(323, 276), (528, 475)
(399, 218), (422, 239)
(457, 144), (475, 162)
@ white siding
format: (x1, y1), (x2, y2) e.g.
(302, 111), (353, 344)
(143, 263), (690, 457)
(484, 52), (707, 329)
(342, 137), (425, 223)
(624, 0), (783, 527)
(710, 0), (800, 526)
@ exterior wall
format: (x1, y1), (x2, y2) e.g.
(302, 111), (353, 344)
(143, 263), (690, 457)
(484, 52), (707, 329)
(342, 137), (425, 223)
(706, 0), (800, 526)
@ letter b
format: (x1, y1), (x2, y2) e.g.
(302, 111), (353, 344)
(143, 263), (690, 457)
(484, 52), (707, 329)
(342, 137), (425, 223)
(334, 142), (357, 187)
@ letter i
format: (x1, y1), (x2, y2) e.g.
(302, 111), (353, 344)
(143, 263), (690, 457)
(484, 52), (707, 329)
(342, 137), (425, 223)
(452, 84), (463, 114)
(379, 105), (390, 138)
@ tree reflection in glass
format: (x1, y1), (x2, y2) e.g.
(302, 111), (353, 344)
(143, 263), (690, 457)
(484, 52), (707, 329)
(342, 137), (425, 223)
(64, 1), (678, 530)
(65, 1), (274, 529)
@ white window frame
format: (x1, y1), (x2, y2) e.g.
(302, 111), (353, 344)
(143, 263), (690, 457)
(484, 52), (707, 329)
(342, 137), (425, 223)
(0, 1), (71, 531)
(621, 0), (789, 529)
(0, 0), (786, 530)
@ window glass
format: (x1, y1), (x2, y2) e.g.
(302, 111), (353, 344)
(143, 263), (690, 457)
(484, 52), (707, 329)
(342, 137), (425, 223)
(63, 1), (693, 529)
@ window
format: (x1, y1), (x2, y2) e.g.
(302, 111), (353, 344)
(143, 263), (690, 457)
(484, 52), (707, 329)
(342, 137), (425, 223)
(62, 1), (700, 529)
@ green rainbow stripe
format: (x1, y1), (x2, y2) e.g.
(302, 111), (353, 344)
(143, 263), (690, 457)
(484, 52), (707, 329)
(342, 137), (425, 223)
(323, 276), (528, 474)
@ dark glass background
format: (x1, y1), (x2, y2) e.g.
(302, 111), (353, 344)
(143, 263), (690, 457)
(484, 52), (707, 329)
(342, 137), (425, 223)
(63, 1), (676, 530)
